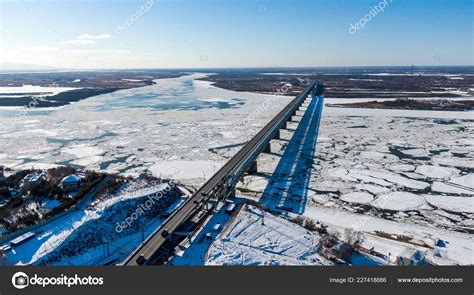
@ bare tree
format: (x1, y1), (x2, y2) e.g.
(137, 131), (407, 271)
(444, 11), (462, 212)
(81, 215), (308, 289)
(344, 229), (365, 246)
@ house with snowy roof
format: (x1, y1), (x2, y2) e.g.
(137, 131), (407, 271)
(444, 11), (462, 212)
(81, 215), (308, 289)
(397, 248), (428, 266)
(60, 174), (81, 192)
(21, 170), (44, 186)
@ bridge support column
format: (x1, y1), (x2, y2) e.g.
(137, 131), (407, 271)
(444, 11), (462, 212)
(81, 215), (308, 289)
(274, 130), (281, 140)
(248, 161), (258, 174)
(263, 143), (271, 153)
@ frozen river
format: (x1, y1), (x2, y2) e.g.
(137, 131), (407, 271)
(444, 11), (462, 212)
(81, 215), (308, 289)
(0, 73), (472, 188)
(0, 73), (292, 185)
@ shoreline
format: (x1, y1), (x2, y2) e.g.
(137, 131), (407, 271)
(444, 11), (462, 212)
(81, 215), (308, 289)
(0, 72), (187, 108)
(327, 98), (474, 112)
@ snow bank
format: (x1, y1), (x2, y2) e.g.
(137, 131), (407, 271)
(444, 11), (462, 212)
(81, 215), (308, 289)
(149, 160), (223, 180)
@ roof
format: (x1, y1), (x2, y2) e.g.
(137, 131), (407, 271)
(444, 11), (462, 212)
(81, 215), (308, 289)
(11, 231), (35, 245)
(400, 248), (425, 260)
(332, 242), (352, 252)
(23, 173), (43, 183)
(60, 174), (81, 184)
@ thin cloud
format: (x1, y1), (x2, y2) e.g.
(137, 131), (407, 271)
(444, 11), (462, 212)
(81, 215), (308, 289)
(31, 46), (59, 51)
(61, 39), (95, 45)
(64, 49), (129, 54)
(78, 33), (112, 40)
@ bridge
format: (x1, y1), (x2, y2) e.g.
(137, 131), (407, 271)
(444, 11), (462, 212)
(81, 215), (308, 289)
(124, 80), (324, 265)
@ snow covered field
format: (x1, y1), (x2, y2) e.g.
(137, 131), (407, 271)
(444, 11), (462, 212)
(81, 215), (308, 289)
(205, 205), (330, 266)
(0, 85), (79, 98)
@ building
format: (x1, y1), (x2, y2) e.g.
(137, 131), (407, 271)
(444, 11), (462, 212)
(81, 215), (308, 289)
(397, 248), (428, 266)
(331, 242), (353, 260)
(21, 170), (44, 186)
(60, 174), (81, 192)
(10, 232), (36, 247)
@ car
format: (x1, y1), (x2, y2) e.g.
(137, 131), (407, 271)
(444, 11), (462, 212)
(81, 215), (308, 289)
(136, 254), (147, 265)
(161, 229), (170, 238)
(212, 223), (221, 232)
(225, 203), (236, 214)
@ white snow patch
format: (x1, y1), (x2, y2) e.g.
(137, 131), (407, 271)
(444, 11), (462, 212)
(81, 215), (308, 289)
(415, 165), (459, 179)
(424, 195), (474, 214)
(340, 192), (374, 205)
(431, 182), (474, 195)
(373, 192), (427, 211)
(149, 160), (223, 180)
(61, 145), (104, 158)
(206, 205), (326, 265)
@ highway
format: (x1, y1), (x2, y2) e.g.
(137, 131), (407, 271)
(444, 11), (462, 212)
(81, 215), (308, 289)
(125, 81), (323, 265)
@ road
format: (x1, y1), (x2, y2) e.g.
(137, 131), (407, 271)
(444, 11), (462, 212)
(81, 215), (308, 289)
(125, 81), (323, 265)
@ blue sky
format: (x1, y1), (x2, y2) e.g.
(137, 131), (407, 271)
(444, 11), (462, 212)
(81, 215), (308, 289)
(0, 0), (472, 69)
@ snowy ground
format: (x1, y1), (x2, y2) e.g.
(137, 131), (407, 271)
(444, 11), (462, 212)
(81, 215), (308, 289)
(0, 85), (79, 97)
(169, 201), (239, 266)
(2, 181), (184, 265)
(204, 204), (330, 266)
(236, 99), (473, 265)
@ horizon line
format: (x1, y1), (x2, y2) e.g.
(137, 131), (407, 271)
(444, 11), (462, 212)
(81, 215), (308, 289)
(1, 64), (473, 74)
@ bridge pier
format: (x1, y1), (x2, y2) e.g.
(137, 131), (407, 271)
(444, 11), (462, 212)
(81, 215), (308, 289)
(274, 130), (282, 140)
(291, 116), (300, 122)
(248, 161), (258, 174)
(263, 143), (272, 153)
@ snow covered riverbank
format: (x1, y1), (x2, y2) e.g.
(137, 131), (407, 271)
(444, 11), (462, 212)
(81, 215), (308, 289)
(2, 181), (183, 265)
